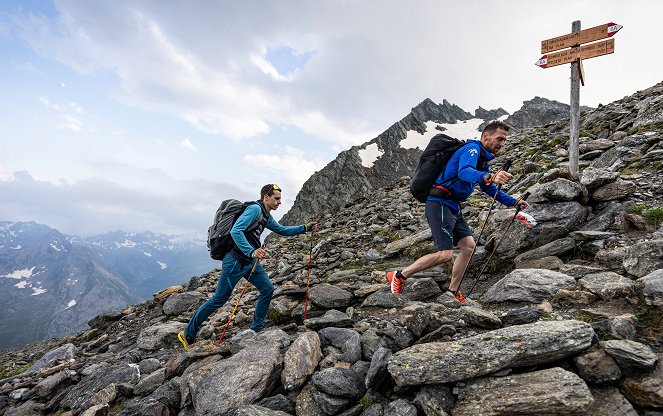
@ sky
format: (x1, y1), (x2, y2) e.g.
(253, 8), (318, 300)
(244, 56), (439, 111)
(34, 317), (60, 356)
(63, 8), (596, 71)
(1, 0), (661, 237)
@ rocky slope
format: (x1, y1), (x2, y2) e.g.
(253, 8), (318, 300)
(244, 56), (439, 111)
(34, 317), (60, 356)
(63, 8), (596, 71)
(0, 82), (662, 415)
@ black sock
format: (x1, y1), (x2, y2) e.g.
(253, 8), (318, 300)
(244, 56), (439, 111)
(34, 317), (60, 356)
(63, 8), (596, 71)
(396, 270), (406, 279)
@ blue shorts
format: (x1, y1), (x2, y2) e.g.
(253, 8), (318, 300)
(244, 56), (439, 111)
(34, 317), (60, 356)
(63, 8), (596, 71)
(425, 200), (473, 251)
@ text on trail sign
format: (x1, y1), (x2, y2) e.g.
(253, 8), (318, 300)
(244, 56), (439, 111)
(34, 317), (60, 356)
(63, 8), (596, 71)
(541, 22), (622, 54)
(536, 38), (614, 69)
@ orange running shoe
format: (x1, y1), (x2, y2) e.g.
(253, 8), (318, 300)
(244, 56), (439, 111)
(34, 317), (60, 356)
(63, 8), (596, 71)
(454, 290), (468, 304)
(386, 271), (406, 294)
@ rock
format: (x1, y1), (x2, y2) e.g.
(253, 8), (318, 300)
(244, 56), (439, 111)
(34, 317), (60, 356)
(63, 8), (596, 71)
(304, 309), (353, 330)
(580, 167), (620, 189)
(281, 331), (322, 391)
(295, 383), (325, 416)
(602, 339), (658, 370)
(621, 353), (663, 408)
(591, 179), (635, 201)
(515, 201), (589, 249)
(30, 370), (76, 398)
(309, 284), (353, 309)
(591, 314), (638, 341)
(162, 292), (201, 316)
(134, 368), (166, 396)
(61, 363), (140, 414)
(361, 290), (407, 308)
(578, 272), (635, 300)
(313, 389), (351, 415)
(365, 347), (392, 389)
(311, 367), (366, 399)
(186, 342), (283, 415)
(138, 358), (161, 375)
(638, 269), (663, 306)
(119, 378), (181, 416)
(384, 399), (418, 416)
(527, 178), (585, 203)
(402, 277), (442, 301)
(413, 385), (454, 415)
(586, 386), (638, 416)
(234, 405), (292, 415)
(388, 320), (593, 386)
(573, 345), (621, 383)
(624, 240), (663, 277)
(137, 321), (186, 351)
(255, 394), (295, 415)
(25, 343), (77, 374)
(318, 327), (362, 363)
(500, 305), (546, 325)
(88, 311), (123, 329)
(513, 237), (576, 264)
(453, 367), (593, 416)
(481, 269), (576, 303)
(383, 229), (432, 257)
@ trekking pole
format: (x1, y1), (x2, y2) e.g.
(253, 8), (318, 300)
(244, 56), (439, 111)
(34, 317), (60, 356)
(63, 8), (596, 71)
(466, 191), (531, 298)
(454, 160), (512, 296)
(303, 218), (316, 321)
(217, 257), (260, 344)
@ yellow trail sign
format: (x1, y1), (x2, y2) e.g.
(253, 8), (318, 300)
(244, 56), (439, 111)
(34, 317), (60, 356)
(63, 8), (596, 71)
(535, 39), (615, 69)
(541, 22), (622, 53)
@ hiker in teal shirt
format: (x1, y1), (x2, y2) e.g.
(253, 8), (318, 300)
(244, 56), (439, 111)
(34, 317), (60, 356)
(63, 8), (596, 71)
(179, 184), (317, 350)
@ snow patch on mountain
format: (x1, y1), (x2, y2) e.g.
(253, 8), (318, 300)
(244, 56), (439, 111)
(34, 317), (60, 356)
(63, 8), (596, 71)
(400, 119), (485, 150)
(1, 267), (35, 279)
(358, 143), (383, 168)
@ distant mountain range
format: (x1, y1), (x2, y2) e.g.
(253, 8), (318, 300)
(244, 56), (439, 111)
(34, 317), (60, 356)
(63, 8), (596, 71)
(0, 220), (215, 350)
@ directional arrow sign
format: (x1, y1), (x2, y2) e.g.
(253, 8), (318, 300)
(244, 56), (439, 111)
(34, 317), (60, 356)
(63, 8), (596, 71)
(536, 38), (615, 69)
(541, 22), (622, 54)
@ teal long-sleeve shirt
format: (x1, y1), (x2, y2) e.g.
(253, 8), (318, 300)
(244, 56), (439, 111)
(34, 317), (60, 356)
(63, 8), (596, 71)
(230, 203), (306, 257)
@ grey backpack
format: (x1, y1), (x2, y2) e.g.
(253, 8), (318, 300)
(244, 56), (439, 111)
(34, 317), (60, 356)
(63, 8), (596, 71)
(207, 200), (262, 260)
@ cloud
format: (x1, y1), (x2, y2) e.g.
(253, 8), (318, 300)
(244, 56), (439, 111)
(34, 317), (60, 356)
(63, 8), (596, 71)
(0, 170), (253, 236)
(38, 96), (90, 133)
(180, 137), (198, 151)
(0, 166), (14, 182)
(244, 146), (325, 194)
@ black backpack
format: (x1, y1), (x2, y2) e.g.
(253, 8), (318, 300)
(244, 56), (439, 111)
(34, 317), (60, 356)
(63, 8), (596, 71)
(207, 200), (263, 260)
(410, 134), (466, 203)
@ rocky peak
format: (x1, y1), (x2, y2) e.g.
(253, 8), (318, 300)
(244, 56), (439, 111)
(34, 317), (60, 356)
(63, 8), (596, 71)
(475, 105), (509, 120)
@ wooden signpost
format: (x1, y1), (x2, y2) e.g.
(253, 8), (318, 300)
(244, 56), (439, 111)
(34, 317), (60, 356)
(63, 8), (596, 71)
(535, 21), (622, 179)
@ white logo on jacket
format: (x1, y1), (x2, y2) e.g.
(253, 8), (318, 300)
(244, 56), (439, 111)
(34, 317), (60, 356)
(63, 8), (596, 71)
(469, 148), (478, 157)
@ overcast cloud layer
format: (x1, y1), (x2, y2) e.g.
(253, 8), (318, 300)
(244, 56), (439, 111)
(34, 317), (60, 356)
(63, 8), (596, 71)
(1, 1), (661, 236)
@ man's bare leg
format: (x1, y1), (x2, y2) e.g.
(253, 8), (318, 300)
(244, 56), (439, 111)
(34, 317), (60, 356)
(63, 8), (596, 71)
(401, 250), (453, 278)
(448, 236), (476, 292)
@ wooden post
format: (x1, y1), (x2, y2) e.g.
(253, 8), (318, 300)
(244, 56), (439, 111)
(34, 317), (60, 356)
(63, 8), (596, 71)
(569, 20), (581, 179)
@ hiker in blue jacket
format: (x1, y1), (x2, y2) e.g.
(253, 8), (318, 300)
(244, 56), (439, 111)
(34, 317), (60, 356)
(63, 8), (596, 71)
(387, 120), (528, 302)
(179, 184), (317, 350)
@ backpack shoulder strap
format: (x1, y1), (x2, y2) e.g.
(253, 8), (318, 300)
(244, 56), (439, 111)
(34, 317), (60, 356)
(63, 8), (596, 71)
(243, 201), (266, 231)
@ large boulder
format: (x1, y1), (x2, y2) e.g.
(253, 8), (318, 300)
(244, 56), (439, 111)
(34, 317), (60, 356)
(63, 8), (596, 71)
(481, 269), (576, 303)
(185, 342), (283, 415)
(453, 367), (593, 416)
(527, 178), (586, 203)
(281, 332), (323, 391)
(578, 272), (636, 300)
(492, 202), (589, 255)
(61, 363), (140, 414)
(388, 320), (594, 386)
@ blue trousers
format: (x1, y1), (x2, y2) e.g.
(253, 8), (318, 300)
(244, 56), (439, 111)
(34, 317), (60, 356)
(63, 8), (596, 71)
(184, 251), (274, 338)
